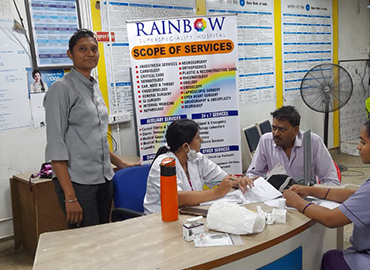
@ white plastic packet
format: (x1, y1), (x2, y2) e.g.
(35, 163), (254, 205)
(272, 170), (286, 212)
(206, 201), (266, 235)
(193, 233), (244, 247)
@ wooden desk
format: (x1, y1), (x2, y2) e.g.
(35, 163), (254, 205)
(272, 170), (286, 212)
(10, 173), (67, 255)
(33, 204), (340, 270)
(10, 157), (139, 255)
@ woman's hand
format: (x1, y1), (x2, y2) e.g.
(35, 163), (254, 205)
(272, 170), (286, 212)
(283, 186), (309, 208)
(65, 200), (83, 226)
(236, 176), (258, 193)
(216, 175), (235, 197)
(289, 184), (311, 198)
(116, 161), (141, 170)
(110, 151), (142, 171)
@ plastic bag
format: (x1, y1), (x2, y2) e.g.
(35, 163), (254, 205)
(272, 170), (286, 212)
(206, 201), (266, 235)
(28, 162), (52, 191)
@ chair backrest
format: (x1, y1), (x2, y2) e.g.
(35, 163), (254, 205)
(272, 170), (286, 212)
(256, 119), (272, 135)
(242, 125), (261, 155)
(112, 164), (151, 213)
(333, 161), (342, 182)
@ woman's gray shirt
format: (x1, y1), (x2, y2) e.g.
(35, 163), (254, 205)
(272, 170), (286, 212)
(44, 68), (114, 185)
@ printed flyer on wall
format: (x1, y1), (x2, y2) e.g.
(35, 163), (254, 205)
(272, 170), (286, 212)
(127, 14), (242, 174)
(281, 0), (333, 100)
(207, 0), (276, 105)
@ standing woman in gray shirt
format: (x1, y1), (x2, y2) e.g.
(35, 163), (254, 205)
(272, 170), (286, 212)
(44, 29), (140, 228)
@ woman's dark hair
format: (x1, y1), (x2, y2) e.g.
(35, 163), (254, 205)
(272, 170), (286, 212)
(68, 28), (97, 52)
(151, 119), (200, 165)
(32, 69), (45, 91)
(32, 69), (40, 79)
(271, 105), (300, 127)
(364, 120), (370, 138)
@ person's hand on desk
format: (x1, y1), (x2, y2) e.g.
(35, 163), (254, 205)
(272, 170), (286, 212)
(283, 189), (303, 208)
(288, 185), (311, 198)
(214, 175), (237, 197)
(283, 185), (318, 209)
(236, 176), (257, 193)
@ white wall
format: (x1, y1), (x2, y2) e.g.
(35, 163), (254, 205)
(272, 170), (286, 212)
(337, 0), (370, 151)
(0, 0), (38, 244)
(0, 0), (140, 245)
(338, 0), (370, 61)
(0, 0), (369, 244)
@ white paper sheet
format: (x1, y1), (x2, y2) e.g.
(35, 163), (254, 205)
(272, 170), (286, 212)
(200, 189), (244, 206)
(201, 177), (282, 205)
(240, 177), (282, 204)
(264, 196), (340, 210)
(316, 200), (340, 210)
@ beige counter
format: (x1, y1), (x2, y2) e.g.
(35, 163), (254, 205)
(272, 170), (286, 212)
(33, 203), (340, 270)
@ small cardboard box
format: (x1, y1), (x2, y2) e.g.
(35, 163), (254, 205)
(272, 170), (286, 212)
(183, 216), (204, 241)
(272, 208), (287, 224)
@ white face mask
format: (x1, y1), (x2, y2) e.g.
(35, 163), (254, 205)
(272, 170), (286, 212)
(186, 145), (198, 161)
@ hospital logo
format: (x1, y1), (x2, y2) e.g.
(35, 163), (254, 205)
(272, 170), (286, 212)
(194, 19), (206, 32)
(135, 17), (225, 36)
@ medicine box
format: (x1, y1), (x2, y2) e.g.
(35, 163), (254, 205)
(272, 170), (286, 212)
(272, 208), (287, 224)
(183, 216), (204, 241)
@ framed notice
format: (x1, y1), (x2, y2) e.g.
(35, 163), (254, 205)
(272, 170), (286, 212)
(25, 0), (80, 68)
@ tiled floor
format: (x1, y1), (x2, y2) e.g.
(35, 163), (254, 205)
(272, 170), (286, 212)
(0, 249), (33, 270)
(0, 151), (368, 269)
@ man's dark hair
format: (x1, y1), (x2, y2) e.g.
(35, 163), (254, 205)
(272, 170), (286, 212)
(271, 105), (300, 127)
(68, 29), (97, 52)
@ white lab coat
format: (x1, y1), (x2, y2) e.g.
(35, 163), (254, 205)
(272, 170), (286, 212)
(143, 151), (227, 214)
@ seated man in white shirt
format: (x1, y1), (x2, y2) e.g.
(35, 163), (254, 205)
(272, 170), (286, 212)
(244, 106), (340, 186)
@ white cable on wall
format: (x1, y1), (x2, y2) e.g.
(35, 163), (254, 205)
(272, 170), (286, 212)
(105, 1), (122, 156)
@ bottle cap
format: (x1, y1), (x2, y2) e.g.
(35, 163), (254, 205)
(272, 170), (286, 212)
(186, 216), (203, 223)
(160, 157), (176, 167)
(160, 157), (176, 176)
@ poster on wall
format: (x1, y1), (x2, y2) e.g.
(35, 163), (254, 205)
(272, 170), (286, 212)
(100, 0), (195, 116)
(26, 68), (65, 127)
(127, 14), (242, 174)
(0, 20), (33, 131)
(26, 0), (79, 68)
(281, 0), (333, 100)
(207, 0), (276, 106)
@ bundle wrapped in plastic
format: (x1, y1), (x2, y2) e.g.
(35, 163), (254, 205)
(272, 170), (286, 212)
(207, 201), (266, 235)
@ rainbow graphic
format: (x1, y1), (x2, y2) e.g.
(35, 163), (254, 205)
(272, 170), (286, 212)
(194, 18), (207, 32)
(165, 69), (236, 116)
(147, 68), (236, 152)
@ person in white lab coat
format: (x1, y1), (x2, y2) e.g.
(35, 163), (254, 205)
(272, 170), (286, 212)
(143, 119), (253, 214)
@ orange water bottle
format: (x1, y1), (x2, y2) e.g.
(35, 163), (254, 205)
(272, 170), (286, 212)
(160, 157), (178, 222)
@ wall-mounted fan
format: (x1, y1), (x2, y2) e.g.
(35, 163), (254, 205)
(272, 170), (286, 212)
(300, 63), (353, 146)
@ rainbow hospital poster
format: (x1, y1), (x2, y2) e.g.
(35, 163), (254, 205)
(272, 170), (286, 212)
(127, 14), (242, 174)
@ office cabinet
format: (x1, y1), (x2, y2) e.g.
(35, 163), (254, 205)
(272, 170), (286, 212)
(10, 173), (67, 255)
